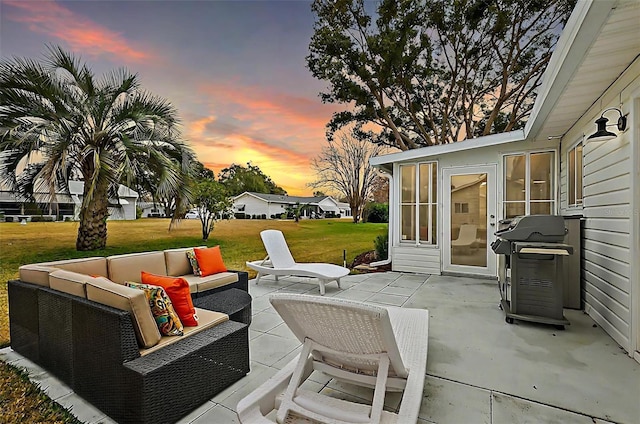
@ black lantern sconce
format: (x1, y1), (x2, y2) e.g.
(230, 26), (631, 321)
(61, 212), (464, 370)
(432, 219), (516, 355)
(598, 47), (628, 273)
(587, 107), (627, 142)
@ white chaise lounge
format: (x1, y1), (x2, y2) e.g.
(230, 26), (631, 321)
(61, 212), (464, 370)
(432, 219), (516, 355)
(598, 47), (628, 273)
(236, 293), (429, 423)
(246, 230), (349, 295)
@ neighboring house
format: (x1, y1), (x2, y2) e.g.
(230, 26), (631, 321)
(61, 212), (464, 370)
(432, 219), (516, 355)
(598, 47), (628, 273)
(231, 192), (349, 218)
(138, 202), (167, 218)
(370, 0), (639, 362)
(0, 181), (138, 221)
(336, 202), (352, 218)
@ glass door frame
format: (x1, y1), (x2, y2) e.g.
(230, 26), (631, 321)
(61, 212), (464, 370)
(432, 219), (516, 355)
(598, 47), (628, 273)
(442, 165), (497, 276)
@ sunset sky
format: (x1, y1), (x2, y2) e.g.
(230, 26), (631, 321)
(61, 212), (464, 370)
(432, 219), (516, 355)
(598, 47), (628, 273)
(0, 0), (346, 195)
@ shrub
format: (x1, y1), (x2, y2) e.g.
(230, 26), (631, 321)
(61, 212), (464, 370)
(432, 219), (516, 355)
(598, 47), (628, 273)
(234, 212), (246, 219)
(366, 203), (388, 223)
(30, 216), (54, 222)
(261, 214), (267, 220)
(374, 233), (388, 260)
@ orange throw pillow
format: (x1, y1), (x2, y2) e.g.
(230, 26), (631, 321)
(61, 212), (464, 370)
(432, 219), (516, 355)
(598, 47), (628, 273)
(194, 246), (227, 277)
(140, 272), (198, 326)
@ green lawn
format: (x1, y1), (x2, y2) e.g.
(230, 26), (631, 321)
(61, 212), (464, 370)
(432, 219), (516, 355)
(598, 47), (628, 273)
(0, 218), (387, 347)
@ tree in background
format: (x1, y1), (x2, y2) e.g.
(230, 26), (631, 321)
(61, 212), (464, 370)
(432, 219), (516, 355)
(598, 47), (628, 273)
(0, 46), (195, 250)
(191, 179), (232, 240)
(307, 0), (575, 149)
(218, 162), (287, 197)
(310, 127), (384, 223)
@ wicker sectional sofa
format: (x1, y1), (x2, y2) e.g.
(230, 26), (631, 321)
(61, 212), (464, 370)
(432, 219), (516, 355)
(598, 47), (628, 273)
(8, 247), (252, 424)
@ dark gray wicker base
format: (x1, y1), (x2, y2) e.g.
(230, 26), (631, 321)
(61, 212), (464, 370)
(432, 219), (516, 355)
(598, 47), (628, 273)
(8, 273), (252, 424)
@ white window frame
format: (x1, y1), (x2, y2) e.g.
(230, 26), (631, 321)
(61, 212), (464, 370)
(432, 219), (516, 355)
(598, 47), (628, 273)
(567, 140), (583, 208)
(399, 162), (438, 246)
(501, 150), (557, 218)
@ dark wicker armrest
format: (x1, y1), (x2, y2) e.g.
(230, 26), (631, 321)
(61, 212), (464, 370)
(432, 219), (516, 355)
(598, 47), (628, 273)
(227, 269), (249, 292)
(8, 280), (41, 362)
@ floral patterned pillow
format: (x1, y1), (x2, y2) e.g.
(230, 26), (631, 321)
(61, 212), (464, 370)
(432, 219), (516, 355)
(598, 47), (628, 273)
(125, 282), (184, 336)
(186, 249), (202, 276)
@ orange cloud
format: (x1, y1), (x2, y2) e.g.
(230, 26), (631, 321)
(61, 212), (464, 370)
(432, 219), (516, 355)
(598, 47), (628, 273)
(4, 0), (154, 62)
(182, 83), (343, 195)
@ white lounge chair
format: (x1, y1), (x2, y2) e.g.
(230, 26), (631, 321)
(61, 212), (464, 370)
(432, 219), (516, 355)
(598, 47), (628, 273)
(236, 294), (429, 423)
(246, 230), (349, 295)
(451, 224), (477, 247)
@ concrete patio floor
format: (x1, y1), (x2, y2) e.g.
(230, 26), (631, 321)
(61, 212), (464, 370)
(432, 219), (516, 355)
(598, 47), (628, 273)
(2, 272), (639, 423)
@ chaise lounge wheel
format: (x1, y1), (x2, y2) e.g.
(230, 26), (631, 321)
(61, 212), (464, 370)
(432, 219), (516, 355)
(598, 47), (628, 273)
(506, 317), (514, 324)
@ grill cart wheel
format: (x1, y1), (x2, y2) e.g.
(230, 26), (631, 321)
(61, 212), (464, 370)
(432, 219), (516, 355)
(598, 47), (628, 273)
(506, 317), (514, 324)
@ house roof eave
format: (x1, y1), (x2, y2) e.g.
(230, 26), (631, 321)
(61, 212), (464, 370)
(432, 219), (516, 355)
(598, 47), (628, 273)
(369, 130), (526, 167)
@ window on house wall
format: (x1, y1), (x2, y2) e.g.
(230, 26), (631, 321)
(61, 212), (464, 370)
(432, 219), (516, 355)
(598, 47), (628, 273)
(568, 143), (583, 207)
(454, 202), (469, 213)
(503, 151), (555, 219)
(400, 162), (438, 244)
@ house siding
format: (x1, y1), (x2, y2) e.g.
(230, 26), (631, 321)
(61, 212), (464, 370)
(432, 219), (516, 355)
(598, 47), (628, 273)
(560, 62), (639, 353)
(391, 246), (440, 274)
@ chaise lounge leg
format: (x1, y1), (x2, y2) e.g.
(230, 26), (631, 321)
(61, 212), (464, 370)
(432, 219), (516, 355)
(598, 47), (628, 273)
(318, 280), (326, 296)
(336, 278), (341, 289)
(255, 272), (262, 285)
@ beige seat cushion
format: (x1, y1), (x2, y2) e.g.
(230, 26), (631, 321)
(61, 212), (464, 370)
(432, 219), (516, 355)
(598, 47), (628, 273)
(181, 272), (239, 293)
(49, 270), (114, 298)
(139, 308), (229, 356)
(107, 251), (166, 284)
(164, 246), (205, 277)
(85, 278), (161, 348)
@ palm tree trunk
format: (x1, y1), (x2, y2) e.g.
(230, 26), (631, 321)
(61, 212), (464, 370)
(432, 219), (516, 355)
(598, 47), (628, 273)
(76, 181), (110, 251)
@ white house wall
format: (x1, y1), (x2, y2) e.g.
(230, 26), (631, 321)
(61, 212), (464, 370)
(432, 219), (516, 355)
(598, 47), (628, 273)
(237, 195), (270, 217)
(390, 138), (559, 274)
(559, 59), (639, 356)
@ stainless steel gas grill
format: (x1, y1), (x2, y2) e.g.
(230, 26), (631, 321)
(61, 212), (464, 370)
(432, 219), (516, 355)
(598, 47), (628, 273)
(491, 215), (573, 329)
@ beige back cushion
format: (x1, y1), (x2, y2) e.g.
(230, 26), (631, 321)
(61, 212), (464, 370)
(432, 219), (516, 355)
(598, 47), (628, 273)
(107, 251), (166, 284)
(48, 270), (116, 298)
(85, 278), (161, 348)
(164, 247), (204, 277)
(54, 257), (108, 277)
(19, 264), (58, 287)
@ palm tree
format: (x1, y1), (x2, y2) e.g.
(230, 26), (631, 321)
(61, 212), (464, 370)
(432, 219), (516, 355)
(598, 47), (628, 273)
(0, 46), (196, 250)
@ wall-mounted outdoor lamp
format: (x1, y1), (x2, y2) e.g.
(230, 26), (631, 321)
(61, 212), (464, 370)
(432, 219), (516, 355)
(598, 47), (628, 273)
(587, 107), (627, 142)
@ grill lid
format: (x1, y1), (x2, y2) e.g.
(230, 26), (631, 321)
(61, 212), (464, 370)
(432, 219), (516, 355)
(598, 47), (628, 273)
(494, 215), (566, 242)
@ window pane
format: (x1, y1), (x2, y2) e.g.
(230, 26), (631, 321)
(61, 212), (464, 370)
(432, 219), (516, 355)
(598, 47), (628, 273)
(401, 165), (416, 202)
(401, 205), (415, 241)
(530, 152), (554, 200)
(569, 148), (576, 205)
(505, 155), (525, 201)
(576, 145), (583, 203)
(431, 205), (437, 245)
(432, 162), (438, 202)
(419, 164), (431, 203)
(530, 202), (552, 215)
(504, 202), (525, 219)
(419, 205), (430, 242)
